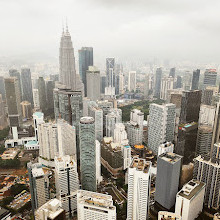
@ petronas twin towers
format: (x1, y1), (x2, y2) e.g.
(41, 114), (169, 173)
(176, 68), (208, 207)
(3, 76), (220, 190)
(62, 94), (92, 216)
(59, 26), (84, 95)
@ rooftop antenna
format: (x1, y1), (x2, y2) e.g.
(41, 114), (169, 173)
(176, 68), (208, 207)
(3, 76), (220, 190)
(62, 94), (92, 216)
(66, 17), (68, 32)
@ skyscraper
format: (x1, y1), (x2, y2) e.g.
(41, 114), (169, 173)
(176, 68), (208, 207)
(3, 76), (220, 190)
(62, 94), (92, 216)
(27, 162), (50, 212)
(20, 68), (33, 105)
(0, 76), (6, 100)
(155, 152), (182, 209)
(9, 69), (22, 100)
(127, 157), (151, 220)
(128, 71), (136, 92)
(79, 117), (96, 191)
(191, 69), (200, 90)
(154, 67), (162, 98)
(4, 77), (22, 127)
(176, 76), (182, 88)
(77, 190), (116, 220)
(169, 67), (175, 78)
(55, 155), (79, 218)
(106, 58), (115, 88)
(160, 76), (174, 100)
(20, 101), (32, 119)
(78, 47), (93, 96)
(45, 80), (55, 115)
(144, 74), (149, 98)
(148, 103), (176, 154)
(86, 66), (101, 101)
(203, 69), (217, 88)
(193, 155), (220, 210)
(38, 77), (47, 113)
(59, 26), (84, 94)
(0, 94), (8, 130)
(201, 89), (213, 105)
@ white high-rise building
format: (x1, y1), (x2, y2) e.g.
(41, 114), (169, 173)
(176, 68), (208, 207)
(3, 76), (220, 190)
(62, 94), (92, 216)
(148, 103), (176, 154)
(128, 71), (136, 92)
(119, 72), (124, 94)
(54, 155), (79, 218)
(38, 122), (58, 160)
(57, 119), (76, 161)
(106, 109), (122, 137)
(175, 180), (205, 220)
(86, 66), (101, 101)
(160, 76), (174, 100)
(199, 104), (216, 127)
(35, 199), (65, 220)
(33, 89), (40, 110)
(127, 157), (151, 220)
(114, 123), (129, 146)
(122, 145), (131, 170)
(126, 109), (144, 146)
(33, 112), (44, 142)
(77, 190), (116, 220)
(96, 140), (103, 185)
(88, 104), (103, 142)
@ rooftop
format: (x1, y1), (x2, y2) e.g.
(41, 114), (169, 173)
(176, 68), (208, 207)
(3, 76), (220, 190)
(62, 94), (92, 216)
(160, 152), (182, 164)
(33, 112), (44, 118)
(177, 179), (205, 200)
(32, 167), (45, 178)
(80, 116), (94, 124)
(130, 157), (151, 173)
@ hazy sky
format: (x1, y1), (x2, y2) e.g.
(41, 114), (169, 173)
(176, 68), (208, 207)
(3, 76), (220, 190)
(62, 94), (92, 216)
(1, 0), (220, 63)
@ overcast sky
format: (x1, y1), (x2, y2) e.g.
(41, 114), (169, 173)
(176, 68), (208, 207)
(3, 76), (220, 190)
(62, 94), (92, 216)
(1, 0), (220, 63)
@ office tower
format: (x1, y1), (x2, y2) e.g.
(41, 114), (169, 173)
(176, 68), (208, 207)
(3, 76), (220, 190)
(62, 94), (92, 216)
(101, 137), (123, 177)
(106, 109), (122, 137)
(106, 58), (115, 88)
(54, 88), (83, 154)
(57, 119), (76, 161)
(4, 77), (22, 127)
(160, 76), (174, 100)
(0, 94), (8, 130)
(88, 104), (103, 142)
(196, 125), (213, 156)
(96, 140), (102, 185)
(20, 101), (32, 119)
(211, 102), (220, 150)
(212, 143), (220, 160)
(105, 86), (115, 98)
(100, 76), (106, 94)
(45, 80), (55, 114)
(20, 68), (33, 104)
(27, 162), (49, 212)
(38, 122), (58, 160)
(127, 157), (151, 220)
(148, 103), (176, 154)
(191, 69), (200, 90)
(35, 199), (66, 220)
(55, 155), (79, 218)
(158, 142), (174, 156)
(154, 67), (162, 98)
(155, 152), (182, 209)
(199, 105), (216, 127)
(86, 66), (101, 101)
(126, 109), (144, 146)
(9, 69), (22, 100)
(158, 212), (181, 220)
(119, 72), (124, 94)
(193, 155), (220, 209)
(176, 76), (182, 88)
(33, 89), (40, 110)
(0, 76), (6, 100)
(122, 145), (131, 170)
(179, 90), (202, 124)
(79, 117), (96, 191)
(78, 47), (93, 96)
(201, 89), (213, 105)
(33, 112), (44, 141)
(169, 67), (175, 78)
(114, 123), (129, 146)
(144, 74), (149, 98)
(82, 97), (90, 116)
(59, 26), (84, 94)
(128, 71), (136, 92)
(114, 63), (122, 95)
(38, 77), (47, 113)
(203, 69), (217, 88)
(77, 190), (116, 220)
(175, 180), (205, 220)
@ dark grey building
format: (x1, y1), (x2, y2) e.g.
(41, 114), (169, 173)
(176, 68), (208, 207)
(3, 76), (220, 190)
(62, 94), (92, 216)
(9, 69), (22, 100)
(38, 77), (47, 113)
(4, 77), (22, 127)
(101, 76), (106, 94)
(202, 89), (213, 105)
(203, 69), (217, 88)
(155, 152), (182, 209)
(106, 58), (115, 88)
(169, 67), (175, 78)
(191, 69), (200, 90)
(21, 68), (33, 105)
(154, 67), (162, 98)
(45, 80), (55, 115)
(78, 47), (93, 96)
(176, 76), (182, 88)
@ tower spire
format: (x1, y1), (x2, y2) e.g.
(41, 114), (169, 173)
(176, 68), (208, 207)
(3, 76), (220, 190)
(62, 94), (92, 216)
(66, 17), (69, 33)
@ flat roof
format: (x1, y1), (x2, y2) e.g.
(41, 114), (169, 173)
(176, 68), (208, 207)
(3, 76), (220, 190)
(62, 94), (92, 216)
(177, 179), (205, 200)
(130, 157), (151, 173)
(160, 152), (182, 164)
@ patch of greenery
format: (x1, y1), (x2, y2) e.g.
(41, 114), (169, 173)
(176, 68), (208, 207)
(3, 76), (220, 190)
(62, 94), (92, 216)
(0, 127), (9, 141)
(0, 158), (21, 168)
(0, 145), (5, 154)
(10, 184), (29, 196)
